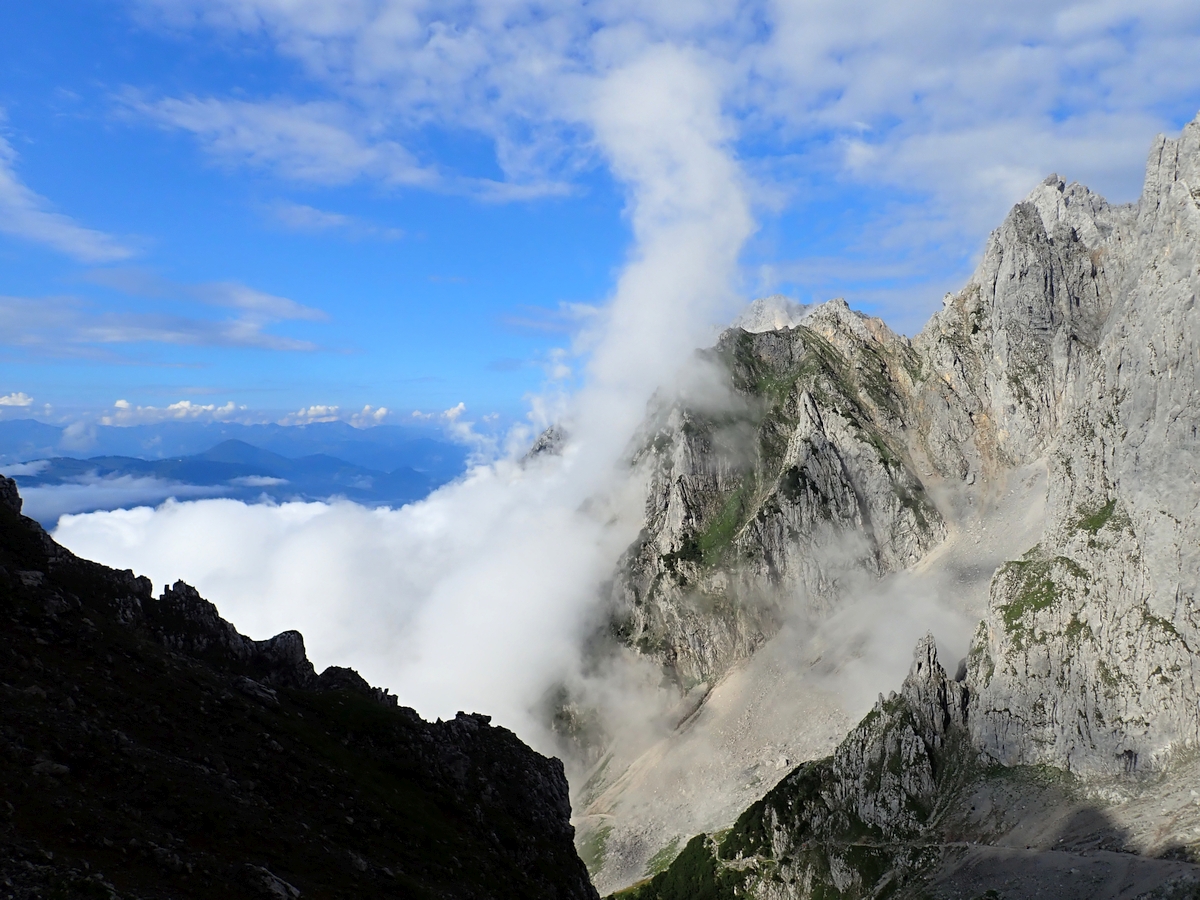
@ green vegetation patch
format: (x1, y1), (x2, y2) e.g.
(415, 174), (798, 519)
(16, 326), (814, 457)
(1076, 498), (1117, 533)
(645, 836), (683, 877)
(616, 834), (748, 900)
(1139, 606), (1183, 641)
(580, 822), (613, 876)
(997, 553), (1089, 645)
(695, 483), (753, 567)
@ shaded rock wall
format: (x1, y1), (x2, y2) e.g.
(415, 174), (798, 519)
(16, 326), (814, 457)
(0, 476), (597, 900)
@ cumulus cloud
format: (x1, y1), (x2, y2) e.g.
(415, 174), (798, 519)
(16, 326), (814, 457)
(99, 399), (245, 425)
(349, 404), (390, 427)
(0, 392), (33, 407)
(277, 404), (372, 425)
(86, 399), (398, 428)
(0, 129), (134, 262)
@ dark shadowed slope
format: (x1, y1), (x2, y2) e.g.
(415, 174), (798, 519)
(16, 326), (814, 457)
(0, 475), (597, 900)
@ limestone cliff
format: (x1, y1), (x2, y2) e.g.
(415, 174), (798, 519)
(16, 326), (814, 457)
(609, 301), (945, 688)
(594, 113), (1200, 896)
(613, 113), (1200, 776)
(966, 116), (1200, 778)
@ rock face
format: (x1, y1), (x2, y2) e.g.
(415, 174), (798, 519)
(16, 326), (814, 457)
(621, 639), (1200, 900)
(0, 476), (597, 900)
(597, 113), (1200, 896)
(614, 113), (1200, 774)
(963, 118), (1200, 778)
(609, 301), (946, 687)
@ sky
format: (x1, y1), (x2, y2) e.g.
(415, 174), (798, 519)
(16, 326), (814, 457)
(3, 1), (1199, 431)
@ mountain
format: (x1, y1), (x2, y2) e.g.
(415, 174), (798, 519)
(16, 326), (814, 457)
(8, 439), (444, 526)
(0, 421), (468, 486)
(0, 476), (597, 899)
(574, 114), (1200, 896)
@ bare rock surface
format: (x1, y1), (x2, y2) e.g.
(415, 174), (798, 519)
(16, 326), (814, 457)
(586, 113), (1200, 897)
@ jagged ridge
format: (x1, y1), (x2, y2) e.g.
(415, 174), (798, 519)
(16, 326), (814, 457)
(0, 476), (597, 900)
(609, 302), (946, 688)
(594, 112), (1200, 896)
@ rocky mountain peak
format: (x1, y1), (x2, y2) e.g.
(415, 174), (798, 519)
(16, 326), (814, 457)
(734, 294), (813, 332)
(587, 113), (1200, 896)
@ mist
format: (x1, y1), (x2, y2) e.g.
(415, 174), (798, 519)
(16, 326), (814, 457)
(22, 476), (223, 528)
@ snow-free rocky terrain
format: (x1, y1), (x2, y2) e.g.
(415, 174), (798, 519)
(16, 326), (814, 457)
(0, 477), (596, 900)
(572, 113), (1200, 898)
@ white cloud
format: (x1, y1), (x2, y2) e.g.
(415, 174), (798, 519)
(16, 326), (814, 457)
(349, 404), (389, 426)
(270, 202), (405, 240)
(4, 460), (49, 476)
(0, 290), (319, 356)
(279, 404), (342, 425)
(99, 399), (244, 425)
(126, 93), (438, 187)
(24, 476), (221, 527)
(86, 0), (1200, 755)
(230, 475), (287, 486)
(85, 268), (326, 322)
(0, 131), (134, 262)
(0, 392), (33, 407)
(277, 403), (393, 427)
(131, 0), (1200, 318)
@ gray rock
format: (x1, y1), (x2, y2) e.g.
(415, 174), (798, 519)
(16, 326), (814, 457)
(609, 306), (944, 687)
(247, 865), (301, 899)
(597, 112), (1200, 896)
(610, 111), (1200, 781)
(966, 114), (1200, 778)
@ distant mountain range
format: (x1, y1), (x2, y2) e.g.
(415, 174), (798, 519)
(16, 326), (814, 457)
(0, 420), (470, 526)
(0, 419), (467, 478)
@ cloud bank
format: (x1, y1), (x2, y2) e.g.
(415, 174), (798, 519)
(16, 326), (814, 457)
(53, 0), (1199, 757)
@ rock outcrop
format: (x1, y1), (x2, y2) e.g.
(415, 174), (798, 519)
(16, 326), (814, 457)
(622, 639), (1200, 900)
(0, 476), (597, 900)
(597, 113), (1200, 896)
(613, 113), (1200, 775)
(609, 301), (946, 687)
(962, 117), (1200, 778)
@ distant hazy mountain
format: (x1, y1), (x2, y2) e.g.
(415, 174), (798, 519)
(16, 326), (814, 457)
(0, 425), (469, 526)
(0, 419), (468, 484)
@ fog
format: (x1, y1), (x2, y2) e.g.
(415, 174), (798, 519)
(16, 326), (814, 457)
(44, 43), (999, 771)
(22, 475), (223, 528)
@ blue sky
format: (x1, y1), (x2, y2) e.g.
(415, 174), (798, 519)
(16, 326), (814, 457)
(3, 1), (1200, 435)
